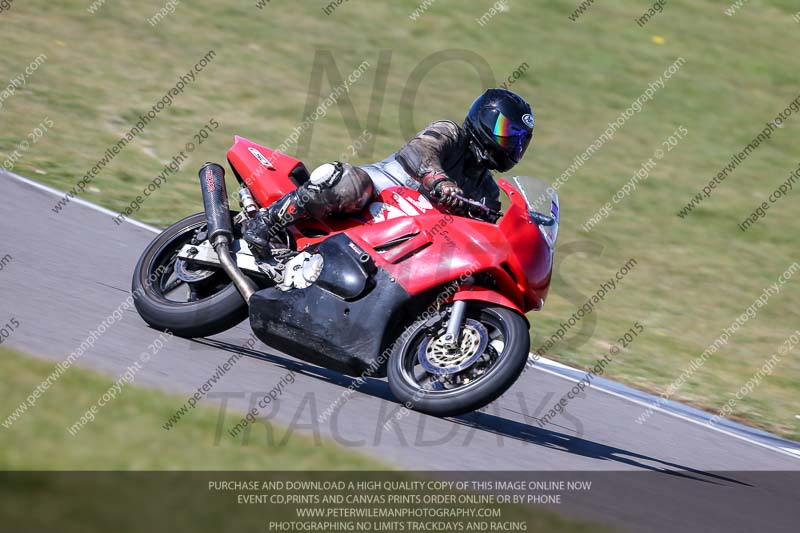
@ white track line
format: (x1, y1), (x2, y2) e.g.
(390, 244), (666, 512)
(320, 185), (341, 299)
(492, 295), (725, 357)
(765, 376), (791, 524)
(533, 362), (800, 461)
(3, 170), (161, 233)
(6, 169), (799, 461)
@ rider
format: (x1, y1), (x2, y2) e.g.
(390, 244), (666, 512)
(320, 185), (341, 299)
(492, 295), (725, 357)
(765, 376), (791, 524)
(243, 88), (534, 256)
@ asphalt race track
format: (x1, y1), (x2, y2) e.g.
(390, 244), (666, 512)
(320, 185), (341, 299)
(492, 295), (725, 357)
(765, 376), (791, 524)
(1, 170), (798, 532)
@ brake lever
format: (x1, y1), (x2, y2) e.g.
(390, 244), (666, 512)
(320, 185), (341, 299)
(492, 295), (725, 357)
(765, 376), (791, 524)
(451, 193), (502, 221)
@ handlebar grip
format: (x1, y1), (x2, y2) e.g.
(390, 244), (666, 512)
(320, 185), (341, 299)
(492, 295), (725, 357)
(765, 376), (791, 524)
(427, 187), (502, 220)
(448, 193), (502, 221)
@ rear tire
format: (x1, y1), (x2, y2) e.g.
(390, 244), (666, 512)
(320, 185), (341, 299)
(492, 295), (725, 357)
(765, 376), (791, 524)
(387, 304), (530, 417)
(132, 212), (250, 338)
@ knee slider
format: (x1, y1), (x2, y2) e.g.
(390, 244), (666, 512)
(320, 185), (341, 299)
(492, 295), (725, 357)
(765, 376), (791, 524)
(303, 162), (374, 217)
(309, 162), (344, 188)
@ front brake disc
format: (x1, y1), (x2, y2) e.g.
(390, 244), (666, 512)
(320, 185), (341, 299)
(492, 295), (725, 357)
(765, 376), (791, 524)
(417, 319), (489, 375)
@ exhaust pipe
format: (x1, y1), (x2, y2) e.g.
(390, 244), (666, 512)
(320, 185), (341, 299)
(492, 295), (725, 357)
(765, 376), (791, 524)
(199, 162), (257, 303)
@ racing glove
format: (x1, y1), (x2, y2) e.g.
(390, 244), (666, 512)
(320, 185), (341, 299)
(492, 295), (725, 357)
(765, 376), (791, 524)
(422, 172), (465, 211)
(435, 180), (466, 210)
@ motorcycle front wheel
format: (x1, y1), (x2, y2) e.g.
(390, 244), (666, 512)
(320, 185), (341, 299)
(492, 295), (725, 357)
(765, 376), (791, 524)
(131, 212), (250, 338)
(387, 303), (530, 417)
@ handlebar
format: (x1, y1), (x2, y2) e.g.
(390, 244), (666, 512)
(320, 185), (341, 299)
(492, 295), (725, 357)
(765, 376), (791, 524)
(433, 191), (503, 221)
(433, 191), (555, 227)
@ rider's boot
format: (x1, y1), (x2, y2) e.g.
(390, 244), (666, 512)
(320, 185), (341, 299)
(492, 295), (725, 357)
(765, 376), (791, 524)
(243, 188), (311, 257)
(243, 162), (374, 257)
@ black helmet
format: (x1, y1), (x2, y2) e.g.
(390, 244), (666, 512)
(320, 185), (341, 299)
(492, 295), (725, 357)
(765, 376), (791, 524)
(464, 88), (534, 172)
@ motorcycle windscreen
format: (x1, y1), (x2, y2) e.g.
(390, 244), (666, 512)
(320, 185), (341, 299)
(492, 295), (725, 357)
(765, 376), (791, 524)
(511, 176), (560, 249)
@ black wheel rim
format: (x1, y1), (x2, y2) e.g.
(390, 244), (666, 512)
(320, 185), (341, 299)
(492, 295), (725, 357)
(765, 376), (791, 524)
(147, 219), (234, 305)
(399, 307), (509, 395)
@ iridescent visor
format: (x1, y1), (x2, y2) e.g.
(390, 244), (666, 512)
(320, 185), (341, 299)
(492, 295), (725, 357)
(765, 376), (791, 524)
(493, 114), (532, 161)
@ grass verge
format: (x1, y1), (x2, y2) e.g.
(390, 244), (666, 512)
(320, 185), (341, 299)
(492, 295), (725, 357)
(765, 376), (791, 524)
(0, 347), (611, 532)
(1, 0), (798, 439)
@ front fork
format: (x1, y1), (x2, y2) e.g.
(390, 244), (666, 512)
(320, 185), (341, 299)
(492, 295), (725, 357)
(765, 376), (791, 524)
(442, 300), (468, 346)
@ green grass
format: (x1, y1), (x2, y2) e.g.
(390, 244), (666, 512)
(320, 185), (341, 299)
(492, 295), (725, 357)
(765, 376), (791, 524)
(0, 348), (610, 532)
(0, 347), (384, 470)
(1, 0), (798, 440)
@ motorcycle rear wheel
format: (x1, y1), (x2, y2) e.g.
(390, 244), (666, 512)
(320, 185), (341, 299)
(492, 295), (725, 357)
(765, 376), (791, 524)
(387, 303), (530, 417)
(131, 212), (250, 338)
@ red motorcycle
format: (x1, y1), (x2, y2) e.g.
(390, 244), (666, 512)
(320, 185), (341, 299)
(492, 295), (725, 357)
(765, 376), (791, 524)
(132, 136), (559, 416)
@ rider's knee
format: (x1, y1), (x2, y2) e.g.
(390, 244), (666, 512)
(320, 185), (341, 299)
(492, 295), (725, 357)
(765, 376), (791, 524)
(307, 162), (373, 214)
(343, 165), (374, 210)
(301, 162), (372, 217)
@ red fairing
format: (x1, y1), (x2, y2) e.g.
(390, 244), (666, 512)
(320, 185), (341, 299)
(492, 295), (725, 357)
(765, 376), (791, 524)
(496, 178), (553, 308)
(224, 137), (553, 315)
(345, 183), (552, 312)
(226, 136), (305, 208)
(452, 286), (526, 317)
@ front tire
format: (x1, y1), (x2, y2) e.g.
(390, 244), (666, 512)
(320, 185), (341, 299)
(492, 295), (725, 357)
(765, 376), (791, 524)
(132, 212), (250, 338)
(387, 303), (530, 417)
